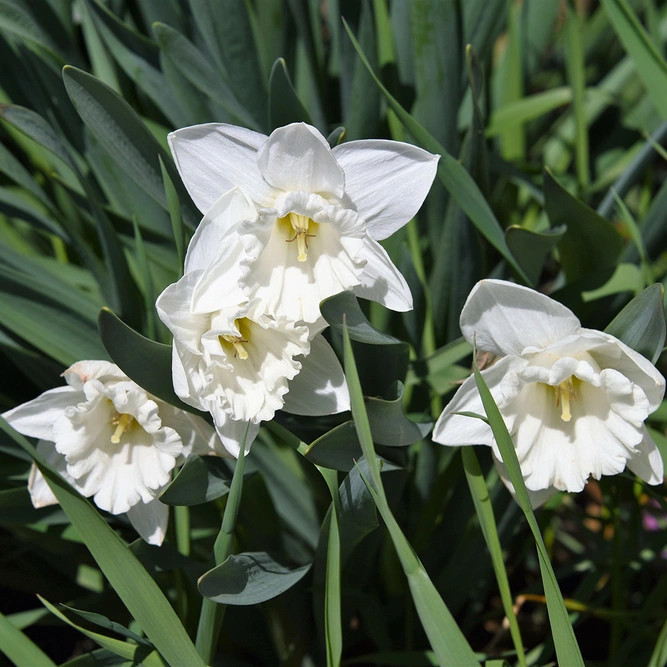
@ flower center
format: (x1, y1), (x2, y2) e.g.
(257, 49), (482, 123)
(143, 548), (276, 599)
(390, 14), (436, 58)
(554, 377), (578, 422)
(279, 212), (318, 262)
(110, 412), (136, 444)
(219, 318), (250, 360)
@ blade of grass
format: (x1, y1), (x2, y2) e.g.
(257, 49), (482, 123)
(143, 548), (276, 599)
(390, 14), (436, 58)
(195, 426), (248, 664)
(471, 355), (584, 666)
(461, 447), (526, 667)
(341, 18), (529, 284)
(566, 2), (589, 190)
(0, 610), (58, 667)
(343, 322), (479, 667)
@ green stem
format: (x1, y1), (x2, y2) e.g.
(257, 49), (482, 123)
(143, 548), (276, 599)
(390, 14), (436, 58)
(195, 438), (247, 663)
(174, 505), (190, 557)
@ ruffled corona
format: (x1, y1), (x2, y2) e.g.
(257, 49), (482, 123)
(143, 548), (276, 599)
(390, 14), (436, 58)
(2, 360), (219, 545)
(433, 280), (666, 507)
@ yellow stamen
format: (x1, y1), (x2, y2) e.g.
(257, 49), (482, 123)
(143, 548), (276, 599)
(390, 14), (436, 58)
(555, 378), (576, 422)
(219, 320), (250, 359)
(283, 212), (316, 262)
(111, 413), (134, 444)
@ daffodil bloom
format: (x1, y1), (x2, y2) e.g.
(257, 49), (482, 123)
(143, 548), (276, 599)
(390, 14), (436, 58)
(156, 188), (351, 455)
(2, 361), (219, 544)
(167, 121), (439, 323)
(433, 280), (665, 507)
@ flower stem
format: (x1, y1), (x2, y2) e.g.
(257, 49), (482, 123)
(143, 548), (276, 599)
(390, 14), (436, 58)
(195, 433), (247, 663)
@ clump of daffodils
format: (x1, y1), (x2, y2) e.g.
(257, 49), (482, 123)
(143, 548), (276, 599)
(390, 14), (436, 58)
(433, 280), (665, 507)
(3, 361), (219, 544)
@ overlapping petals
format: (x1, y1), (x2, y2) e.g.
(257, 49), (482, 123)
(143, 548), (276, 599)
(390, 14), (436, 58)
(433, 280), (666, 507)
(168, 122), (438, 323)
(2, 360), (218, 544)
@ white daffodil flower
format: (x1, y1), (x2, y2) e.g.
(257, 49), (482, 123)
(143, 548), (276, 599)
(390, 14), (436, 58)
(433, 280), (666, 507)
(2, 360), (219, 544)
(156, 188), (351, 456)
(167, 121), (439, 323)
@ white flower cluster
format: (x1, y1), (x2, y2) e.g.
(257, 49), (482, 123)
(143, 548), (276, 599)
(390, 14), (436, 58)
(156, 122), (440, 454)
(2, 122), (439, 543)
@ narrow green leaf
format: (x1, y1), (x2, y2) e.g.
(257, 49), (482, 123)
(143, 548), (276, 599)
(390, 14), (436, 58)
(303, 421), (363, 472)
(0, 610), (57, 667)
(39, 598), (163, 666)
(153, 22), (258, 129)
(61, 66), (196, 226)
(268, 58), (312, 130)
(0, 420), (206, 667)
(131, 217), (157, 340)
(0, 0), (60, 59)
(605, 284), (666, 364)
(461, 448), (526, 667)
(341, 19), (528, 283)
(158, 155), (185, 273)
(199, 552), (311, 606)
(344, 324), (480, 666)
(471, 358), (584, 666)
(601, 0), (667, 118)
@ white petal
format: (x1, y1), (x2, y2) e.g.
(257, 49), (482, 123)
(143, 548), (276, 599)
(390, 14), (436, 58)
(210, 410), (260, 458)
(432, 356), (526, 446)
(582, 328), (666, 413)
(282, 334), (350, 415)
(460, 280), (581, 356)
(156, 272), (211, 353)
(126, 497), (169, 546)
(493, 454), (559, 509)
(353, 238), (413, 312)
(27, 440), (74, 508)
(627, 428), (664, 485)
(157, 404), (219, 459)
(184, 186), (257, 275)
(332, 139), (439, 240)
(257, 123), (345, 197)
(65, 361), (125, 387)
(168, 123), (275, 213)
(2, 386), (80, 441)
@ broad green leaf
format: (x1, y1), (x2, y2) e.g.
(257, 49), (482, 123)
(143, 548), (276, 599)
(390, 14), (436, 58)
(407, 336), (472, 392)
(62, 66), (197, 227)
(152, 22), (257, 129)
(601, 0), (667, 118)
(39, 598), (163, 666)
(366, 382), (432, 446)
(605, 284), (666, 364)
(0, 142), (52, 209)
(320, 291), (402, 345)
(648, 616), (667, 667)
(505, 225), (566, 287)
(0, 420), (206, 667)
(0, 487), (67, 526)
(97, 307), (196, 413)
(345, 651), (438, 665)
(159, 155), (185, 273)
(0, 0), (60, 59)
(199, 552), (311, 605)
(268, 58), (312, 130)
(343, 324), (480, 666)
(544, 169), (625, 282)
(342, 19), (528, 283)
(0, 186), (66, 239)
(303, 421), (363, 472)
(160, 454), (231, 506)
(0, 609), (57, 667)
(471, 358), (584, 666)
(60, 605), (151, 647)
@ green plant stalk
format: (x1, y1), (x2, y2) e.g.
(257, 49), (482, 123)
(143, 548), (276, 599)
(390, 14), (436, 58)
(320, 467), (343, 667)
(471, 357), (584, 666)
(461, 447), (526, 667)
(175, 505), (190, 557)
(566, 2), (589, 190)
(195, 435), (247, 663)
